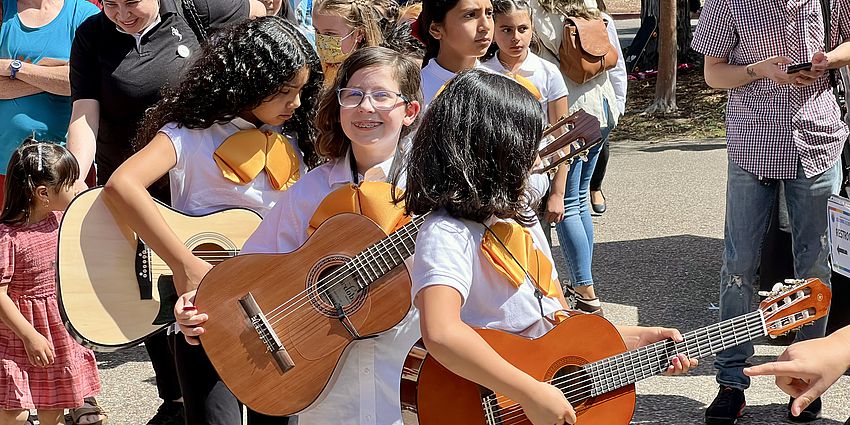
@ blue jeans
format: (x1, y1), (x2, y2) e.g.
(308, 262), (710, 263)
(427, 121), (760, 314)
(715, 158), (839, 389)
(555, 138), (605, 287)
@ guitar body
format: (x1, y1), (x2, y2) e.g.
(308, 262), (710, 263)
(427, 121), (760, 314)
(400, 314), (635, 425)
(57, 187), (262, 351)
(195, 212), (412, 416)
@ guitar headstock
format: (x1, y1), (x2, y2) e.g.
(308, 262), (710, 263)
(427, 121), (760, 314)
(535, 110), (602, 175)
(758, 278), (831, 337)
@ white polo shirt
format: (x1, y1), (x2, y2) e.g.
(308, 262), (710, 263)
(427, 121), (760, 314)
(420, 58), (486, 109)
(241, 150), (419, 425)
(481, 51), (569, 123)
(411, 210), (562, 339)
(163, 117), (307, 217)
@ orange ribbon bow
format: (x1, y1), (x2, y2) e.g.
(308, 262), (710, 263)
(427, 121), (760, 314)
(481, 221), (559, 298)
(308, 181), (411, 236)
(213, 129), (301, 190)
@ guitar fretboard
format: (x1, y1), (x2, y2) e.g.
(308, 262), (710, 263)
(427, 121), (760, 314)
(345, 214), (426, 287)
(560, 311), (766, 404)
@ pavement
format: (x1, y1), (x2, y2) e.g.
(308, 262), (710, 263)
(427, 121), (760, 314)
(83, 138), (850, 424)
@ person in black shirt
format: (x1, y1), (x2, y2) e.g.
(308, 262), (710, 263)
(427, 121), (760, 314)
(66, 0), (283, 424)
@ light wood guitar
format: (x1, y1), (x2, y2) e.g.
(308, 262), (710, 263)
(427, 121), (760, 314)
(191, 110), (604, 417)
(399, 278), (831, 425)
(57, 187), (262, 351)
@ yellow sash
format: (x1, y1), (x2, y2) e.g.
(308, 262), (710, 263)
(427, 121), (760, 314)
(212, 129), (300, 190)
(434, 73), (543, 101)
(307, 181), (410, 236)
(481, 221), (559, 298)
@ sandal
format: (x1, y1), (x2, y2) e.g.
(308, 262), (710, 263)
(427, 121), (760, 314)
(563, 284), (605, 317)
(69, 397), (107, 425)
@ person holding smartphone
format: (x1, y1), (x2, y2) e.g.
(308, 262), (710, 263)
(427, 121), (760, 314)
(692, 2), (850, 424)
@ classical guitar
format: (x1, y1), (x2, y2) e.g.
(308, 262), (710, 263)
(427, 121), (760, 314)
(56, 187), (262, 351)
(399, 278), (831, 425)
(192, 110), (603, 417)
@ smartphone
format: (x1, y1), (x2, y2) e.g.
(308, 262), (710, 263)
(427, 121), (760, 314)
(786, 62), (813, 74)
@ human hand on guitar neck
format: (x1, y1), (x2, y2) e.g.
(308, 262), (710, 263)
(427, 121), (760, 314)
(617, 325), (698, 375)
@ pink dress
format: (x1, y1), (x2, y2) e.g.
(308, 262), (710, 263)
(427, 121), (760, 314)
(0, 211), (101, 410)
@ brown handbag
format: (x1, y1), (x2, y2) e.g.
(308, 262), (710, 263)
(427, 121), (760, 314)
(559, 17), (618, 84)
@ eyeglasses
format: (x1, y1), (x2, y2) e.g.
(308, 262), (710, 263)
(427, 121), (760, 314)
(336, 88), (409, 110)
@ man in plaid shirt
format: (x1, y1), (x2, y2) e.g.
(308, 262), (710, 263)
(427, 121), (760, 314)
(692, 0), (850, 423)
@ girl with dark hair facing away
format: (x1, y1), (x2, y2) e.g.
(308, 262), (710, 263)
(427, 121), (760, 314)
(417, 0), (494, 107)
(176, 45), (422, 424)
(103, 16), (321, 425)
(403, 69), (697, 425)
(0, 139), (105, 425)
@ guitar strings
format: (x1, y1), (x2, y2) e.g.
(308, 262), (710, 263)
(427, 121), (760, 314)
(488, 317), (766, 425)
(480, 314), (765, 424)
(262, 215), (423, 331)
(482, 313), (763, 409)
(263, 217), (421, 347)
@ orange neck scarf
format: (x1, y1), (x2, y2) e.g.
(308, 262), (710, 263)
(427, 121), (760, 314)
(212, 129), (301, 190)
(308, 181), (410, 236)
(481, 221), (559, 299)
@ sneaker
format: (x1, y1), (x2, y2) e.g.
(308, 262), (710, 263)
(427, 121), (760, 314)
(705, 386), (745, 425)
(788, 396), (821, 422)
(147, 401), (185, 425)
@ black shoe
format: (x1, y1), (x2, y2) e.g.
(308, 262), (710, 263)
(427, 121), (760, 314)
(590, 191), (606, 214)
(147, 401), (185, 425)
(705, 386), (745, 425)
(788, 396), (821, 422)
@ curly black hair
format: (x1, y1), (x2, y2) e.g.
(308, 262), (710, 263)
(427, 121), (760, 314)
(397, 69), (545, 226)
(134, 16), (324, 167)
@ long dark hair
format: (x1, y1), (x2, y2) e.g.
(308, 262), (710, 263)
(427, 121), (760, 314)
(397, 69), (544, 225)
(315, 46), (423, 159)
(416, 0), (462, 65)
(1, 138), (79, 226)
(134, 16), (324, 167)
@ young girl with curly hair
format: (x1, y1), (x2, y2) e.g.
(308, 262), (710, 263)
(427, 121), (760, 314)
(402, 69), (695, 425)
(176, 45), (422, 425)
(0, 139), (104, 425)
(103, 16), (322, 425)
(312, 0), (422, 85)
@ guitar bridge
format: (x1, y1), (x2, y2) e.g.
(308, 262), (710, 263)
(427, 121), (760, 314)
(239, 292), (295, 373)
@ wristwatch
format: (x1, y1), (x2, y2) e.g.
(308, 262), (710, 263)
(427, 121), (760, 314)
(9, 60), (22, 79)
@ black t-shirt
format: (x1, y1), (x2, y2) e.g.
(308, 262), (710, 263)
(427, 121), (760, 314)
(70, 0), (247, 201)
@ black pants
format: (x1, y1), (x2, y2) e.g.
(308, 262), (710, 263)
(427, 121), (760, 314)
(145, 330), (182, 403)
(173, 335), (297, 425)
(589, 137), (610, 192)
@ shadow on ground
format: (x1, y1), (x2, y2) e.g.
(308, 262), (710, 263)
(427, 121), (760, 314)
(632, 395), (845, 424)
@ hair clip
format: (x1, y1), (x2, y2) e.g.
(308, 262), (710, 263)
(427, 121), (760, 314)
(36, 144), (43, 172)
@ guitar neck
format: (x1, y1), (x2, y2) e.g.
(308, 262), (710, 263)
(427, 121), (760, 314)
(346, 214), (427, 286)
(569, 311), (766, 403)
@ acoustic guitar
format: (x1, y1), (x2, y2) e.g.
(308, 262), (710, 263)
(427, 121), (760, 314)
(192, 109), (603, 416)
(399, 278), (831, 425)
(57, 187), (262, 351)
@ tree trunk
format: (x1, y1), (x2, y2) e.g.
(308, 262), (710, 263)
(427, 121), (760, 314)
(646, 0), (677, 112)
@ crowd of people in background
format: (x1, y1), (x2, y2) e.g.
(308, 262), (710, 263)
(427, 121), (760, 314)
(2, 0), (850, 424)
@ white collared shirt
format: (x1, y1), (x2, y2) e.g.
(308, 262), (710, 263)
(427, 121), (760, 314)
(420, 58), (486, 109)
(241, 150), (419, 425)
(481, 51), (568, 123)
(162, 117), (307, 217)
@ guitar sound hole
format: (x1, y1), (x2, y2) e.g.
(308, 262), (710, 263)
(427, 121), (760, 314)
(553, 365), (592, 406)
(193, 243), (226, 266)
(317, 265), (363, 313)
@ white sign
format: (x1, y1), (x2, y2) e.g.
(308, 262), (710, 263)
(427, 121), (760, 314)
(828, 194), (850, 278)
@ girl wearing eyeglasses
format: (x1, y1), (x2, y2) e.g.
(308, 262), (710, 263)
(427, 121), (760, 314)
(175, 45), (422, 424)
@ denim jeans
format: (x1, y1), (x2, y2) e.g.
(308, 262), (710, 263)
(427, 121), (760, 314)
(715, 158), (839, 390)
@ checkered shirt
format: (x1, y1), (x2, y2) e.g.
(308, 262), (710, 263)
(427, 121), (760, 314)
(692, 0), (850, 179)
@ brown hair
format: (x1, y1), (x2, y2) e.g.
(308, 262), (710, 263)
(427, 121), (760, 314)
(1, 138), (79, 226)
(314, 46), (423, 159)
(314, 0), (401, 47)
(537, 0), (600, 19)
